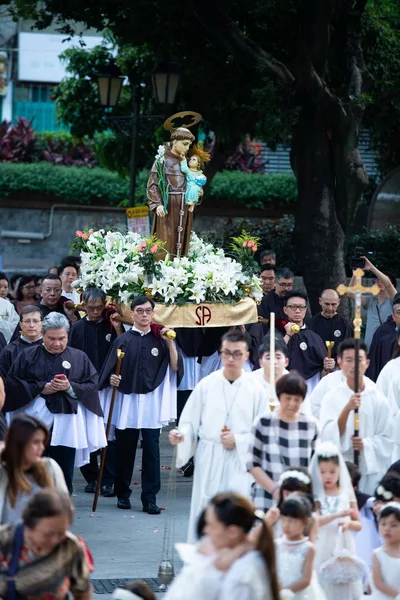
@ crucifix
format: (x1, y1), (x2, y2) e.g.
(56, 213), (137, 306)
(336, 268), (380, 465)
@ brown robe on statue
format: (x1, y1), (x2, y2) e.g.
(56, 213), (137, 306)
(147, 144), (194, 258)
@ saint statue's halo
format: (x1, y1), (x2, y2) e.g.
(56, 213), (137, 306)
(163, 111), (202, 132)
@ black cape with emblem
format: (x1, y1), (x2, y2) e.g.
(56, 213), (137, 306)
(366, 316), (397, 381)
(98, 329), (183, 394)
(0, 337), (42, 379)
(69, 318), (118, 373)
(4, 345), (102, 416)
(308, 313), (353, 358)
(286, 328), (327, 379)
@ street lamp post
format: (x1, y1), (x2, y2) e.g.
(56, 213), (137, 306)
(96, 59), (180, 207)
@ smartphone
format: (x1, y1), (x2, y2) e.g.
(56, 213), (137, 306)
(54, 374), (67, 380)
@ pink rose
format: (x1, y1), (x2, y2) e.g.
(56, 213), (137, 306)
(248, 240), (255, 247)
(76, 230), (83, 237)
(150, 244), (158, 254)
(252, 245), (257, 252)
(81, 233), (88, 240)
(242, 242), (247, 247)
(89, 230), (94, 236)
(138, 241), (146, 252)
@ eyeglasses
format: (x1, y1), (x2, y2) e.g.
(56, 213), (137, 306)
(286, 305), (307, 311)
(277, 282), (293, 288)
(135, 308), (154, 315)
(21, 319), (42, 325)
(394, 310), (400, 316)
(219, 350), (245, 359)
(86, 305), (104, 311)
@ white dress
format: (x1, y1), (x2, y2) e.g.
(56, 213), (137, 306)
(371, 547), (400, 599)
(315, 492), (363, 600)
(276, 536), (325, 600)
(165, 545), (272, 600)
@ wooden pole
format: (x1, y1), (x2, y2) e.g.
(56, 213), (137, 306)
(269, 312), (276, 412)
(92, 348), (125, 512)
(353, 292), (362, 467)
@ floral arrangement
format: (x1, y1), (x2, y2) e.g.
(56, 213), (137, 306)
(230, 230), (260, 277)
(73, 229), (262, 306)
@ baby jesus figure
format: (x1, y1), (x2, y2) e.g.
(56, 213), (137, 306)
(180, 144), (211, 212)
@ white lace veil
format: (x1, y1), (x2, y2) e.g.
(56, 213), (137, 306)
(309, 441), (356, 502)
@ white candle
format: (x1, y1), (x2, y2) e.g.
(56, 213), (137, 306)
(269, 312), (275, 410)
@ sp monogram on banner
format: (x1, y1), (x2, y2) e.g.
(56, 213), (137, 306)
(115, 298), (258, 328)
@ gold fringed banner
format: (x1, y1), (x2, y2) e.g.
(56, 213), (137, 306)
(117, 297), (258, 328)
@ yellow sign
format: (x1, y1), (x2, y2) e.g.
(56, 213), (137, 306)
(126, 206), (149, 219)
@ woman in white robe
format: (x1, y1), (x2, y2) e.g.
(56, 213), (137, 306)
(164, 492), (280, 600)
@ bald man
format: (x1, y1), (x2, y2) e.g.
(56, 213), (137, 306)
(308, 289), (353, 364)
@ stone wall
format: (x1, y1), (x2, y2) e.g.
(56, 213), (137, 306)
(0, 204), (127, 272)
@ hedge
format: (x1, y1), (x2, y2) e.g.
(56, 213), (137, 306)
(0, 163), (297, 207)
(199, 217), (400, 276)
(208, 171), (297, 208)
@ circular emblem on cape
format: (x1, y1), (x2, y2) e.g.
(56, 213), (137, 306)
(105, 333), (112, 342)
(299, 342), (308, 351)
(151, 347), (159, 357)
(62, 360), (71, 370)
(334, 329), (342, 338)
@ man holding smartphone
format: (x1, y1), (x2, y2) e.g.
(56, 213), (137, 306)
(4, 312), (106, 493)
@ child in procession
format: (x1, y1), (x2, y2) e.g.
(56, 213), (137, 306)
(275, 495), (325, 600)
(309, 442), (363, 600)
(371, 502), (400, 599)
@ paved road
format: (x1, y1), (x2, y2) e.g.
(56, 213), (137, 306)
(70, 428), (192, 598)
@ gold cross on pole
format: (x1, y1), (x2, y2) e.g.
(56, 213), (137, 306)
(336, 268), (380, 467)
(337, 268), (380, 339)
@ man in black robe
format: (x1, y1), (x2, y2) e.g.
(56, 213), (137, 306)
(308, 289), (353, 363)
(258, 268), (294, 330)
(69, 287), (123, 496)
(260, 265), (276, 296)
(99, 295), (181, 513)
(9, 275), (79, 343)
(283, 290), (327, 391)
(0, 333), (5, 352)
(0, 305), (43, 380)
(366, 294), (400, 381)
(4, 312), (105, 493)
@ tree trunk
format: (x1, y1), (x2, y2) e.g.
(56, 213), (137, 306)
(291, 105), (349, 314)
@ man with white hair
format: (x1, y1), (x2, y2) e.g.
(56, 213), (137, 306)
(4, 312), (106, 492)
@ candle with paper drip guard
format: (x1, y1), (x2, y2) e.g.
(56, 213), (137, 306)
(291, 324), (300, 334)
(269, 312), (276, 412)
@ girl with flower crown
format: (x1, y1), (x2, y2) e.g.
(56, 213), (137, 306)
(371, 502), (400, 599)
(309, 441), (364, 600)
(275, 494), (326, 600)
(264, 467), (318, 542)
